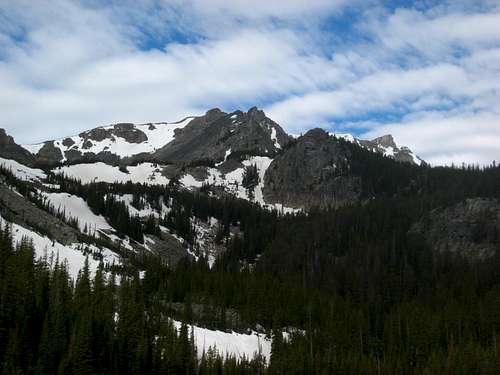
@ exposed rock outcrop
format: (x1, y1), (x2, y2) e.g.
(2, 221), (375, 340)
(0, 128), (36, 166)
(153, 107), (291, 165)
(35, 141), (64, 167)
(0, 184), (78, 244)
(263, 128), (361, 209)
(358, 134), (422, 164)
(81, 123), (148, 144)
(411, 198), (500, 260)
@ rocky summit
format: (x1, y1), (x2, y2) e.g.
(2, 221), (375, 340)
(2, 107), (423, 211)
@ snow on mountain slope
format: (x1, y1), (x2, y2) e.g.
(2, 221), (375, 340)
(23, 117), (197, 159)
(22, 142), (44, 155)
(179, 158), (259, 195)
(331, 133), (359, 144)
(43, 192), (112, 233)
(330, 132), (423, 165)
(181, 156), (300, 213)
(114, 194), (171, 218)
(172, 320), (271, 361)
(0, 157), (46, 182)
(0, 214), (120, 279)
(270, 126), (281, 150)
(55, 162), (170, 185)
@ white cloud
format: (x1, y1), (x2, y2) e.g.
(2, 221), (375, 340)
(266, 63), (472, 130)
(361, 111), (500, 166)
(182, 0), (349, 19)
(0, 0), (498, 166)
(368, 8), (500, 59)
(266, 4), (500, 165)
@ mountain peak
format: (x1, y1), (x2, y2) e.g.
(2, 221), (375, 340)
(247, 106), (266, 121)
(304, 128), (330, 140)
(205, 108), (226, 122)
(371, 134), (397, 149)
(0, 128), (36, 166)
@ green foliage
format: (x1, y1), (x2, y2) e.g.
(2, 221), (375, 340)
(2, 149), (500, 373)
(242, 164), (259, 199)
(0, 221), (266, 374)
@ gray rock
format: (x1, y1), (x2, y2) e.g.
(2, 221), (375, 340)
(111, 124), (147, 143)
(62, 137), (75, 147)
(0, 128), (36, 166)
(146, 232), (191, 265)
(411, 198), (500, 261)
(153, 107), (292, 164)
(359, 134), (422, 164)
(36, 141), (64, 167)
(0, 185), (78, 244)
(263, 128), (361, 210)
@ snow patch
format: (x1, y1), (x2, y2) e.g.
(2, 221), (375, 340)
(0, 215), (120, 280)
(43, 192), (112, 233)
(330, 132), (358, 144)
(23, 117), (196, 159)
(0, 157), (46, 182)
(270, 127), (281, 149)
(54, 162), (170, 185)
(382, 146), (395, 157)
(180, 156), (300, 214)
(23, 143), (45, 155)
(172, 320), (271, 362)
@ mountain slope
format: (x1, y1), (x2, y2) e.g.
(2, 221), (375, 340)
(1, 108), (500, 374)
(22, 117), (197, 167)
(153, 107), (291, 163)
(2, 107), (423, 211)
(0, 129), (36, 166)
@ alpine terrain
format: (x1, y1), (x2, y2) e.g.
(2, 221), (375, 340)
(1, 107), (499, 374)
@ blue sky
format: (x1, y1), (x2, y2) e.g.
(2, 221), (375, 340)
(0, 0), (499, 165)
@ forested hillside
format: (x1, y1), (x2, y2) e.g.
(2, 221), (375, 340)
(1, 152), (500, 373)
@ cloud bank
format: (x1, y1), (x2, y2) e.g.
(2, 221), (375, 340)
(0, 0), (498, 165)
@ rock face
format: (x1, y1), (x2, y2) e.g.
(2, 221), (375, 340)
(20, 108), (292, 168)
(34, 142), (64, 167)
(411, 198), (500, 260)
(0, 184), (78, 245)
(4, 107), (424, 210)
(15, 107), (422, 171)
(26, 123), (151, 167)
(153, 107), (291, 164)
(263, 128), (361, 209)
(330, 133), (422, 165)
(0, 129), (35, 166)
(82, 123), (148, 144)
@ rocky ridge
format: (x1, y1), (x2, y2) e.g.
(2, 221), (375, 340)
(2, 107), (423, 211)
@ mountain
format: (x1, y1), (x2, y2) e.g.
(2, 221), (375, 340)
(339, 133), (423, 164)
(1, 106), (499, 373)
(20, 107), (291, 167)
(13, 107), (422, 211)
(0, 128), (36, 166)
(21, 107), (419, 168)
(22, 116), (197, 167)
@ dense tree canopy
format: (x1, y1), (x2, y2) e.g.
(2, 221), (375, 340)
(1, 157), (500, 373)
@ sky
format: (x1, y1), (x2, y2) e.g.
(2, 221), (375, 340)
(0, 0), (499, 166)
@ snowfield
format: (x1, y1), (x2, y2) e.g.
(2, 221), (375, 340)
(53, 157), (299, 214)
(0, 157), (46, 182)
(23, 117), (196, 159)
(43, 192), (112, 233)
(0, 214), (120, 280)
(172, 320), (272, 362)
(181, 156), (300, 214)
(54, 162), (170, 185)
(113, 194), (170, 218)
